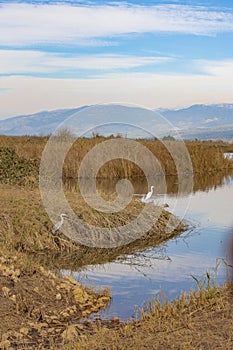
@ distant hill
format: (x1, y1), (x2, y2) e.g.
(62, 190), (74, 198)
(178, 124), (233, 141)
(160, 104), (233, 140)
(0, 103), (232, 140)
(161, 103), (233, 130)
(0, 107), (86, 136)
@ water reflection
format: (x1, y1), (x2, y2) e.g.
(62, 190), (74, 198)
(227, 230), (233, 283)
(64, 171), (233, 321)
(64, 169), (233, 197)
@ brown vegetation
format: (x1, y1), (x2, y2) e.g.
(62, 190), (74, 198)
(0, 180), (186, 349)
(53, 282), (233, 350)
(0, 184), (185, 270)
(0, 254), (110, 349)
(0, 136), (232, 183)
(1, 135), (233, 349)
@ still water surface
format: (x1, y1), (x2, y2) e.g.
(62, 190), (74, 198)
(65, 173), (233, 321)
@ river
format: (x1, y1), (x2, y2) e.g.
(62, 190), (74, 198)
(64, 172), (233, 321)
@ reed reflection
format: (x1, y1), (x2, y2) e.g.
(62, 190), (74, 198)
(64, 170), (233, 197)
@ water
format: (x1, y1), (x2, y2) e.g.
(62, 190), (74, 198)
(65, 172), (233, 321)
(224, 152), (233, 160)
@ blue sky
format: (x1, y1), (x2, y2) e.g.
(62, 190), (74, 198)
(0, 0), (233, 118)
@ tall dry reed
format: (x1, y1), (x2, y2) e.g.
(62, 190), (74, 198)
(0, 135), (232, 179)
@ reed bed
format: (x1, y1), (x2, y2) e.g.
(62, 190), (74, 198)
(0, 184), (185, 271)
(0, 135), (232, 183)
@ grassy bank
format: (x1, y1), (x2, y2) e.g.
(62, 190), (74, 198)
(0, 182), (186, 348)
(61, 282), (232, 350)
(0, 136), (233, 182)
(1, 240), (232, 349)
(1, 135), (233, 349)
(0, 184), (185, 270)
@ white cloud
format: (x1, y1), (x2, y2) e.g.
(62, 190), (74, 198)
(204, 117), (218, 124)
(0, 58), (233, 119)
(0, 49), (172, 75)
(195, 59), (233, 77)
(77, 251), (221, 283)
(0, 3), (233, 47)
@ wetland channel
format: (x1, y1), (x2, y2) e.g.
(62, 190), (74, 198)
(64, 172), (233, 321)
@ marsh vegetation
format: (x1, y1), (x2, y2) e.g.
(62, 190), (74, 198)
(0, 135), (233, 349)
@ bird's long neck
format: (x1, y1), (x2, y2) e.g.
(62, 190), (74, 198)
(60, 215), (64, 224)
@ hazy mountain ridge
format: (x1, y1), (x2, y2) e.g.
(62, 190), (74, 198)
(0, 103), (232, 140)
(0, 107), (86, 136)
(160, 103), (233, 129)
(177, 124), (233, 141)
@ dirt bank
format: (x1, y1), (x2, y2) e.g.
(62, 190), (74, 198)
(0, 254), (110, 349)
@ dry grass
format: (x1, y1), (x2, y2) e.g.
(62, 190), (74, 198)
(54, 283), (233, 350)
(0, 135), (47, 160)
(0, 182), (186, 349)
(0, 135), (233, 349)
(0, 184), (185, 271)
(0, 136), (232, 183)
(0, 253), (111, 349)
(43, 138), (233, 179)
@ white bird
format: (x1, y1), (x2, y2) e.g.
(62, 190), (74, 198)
(145, 186), (154, 201)
(52, 213), (68, 234)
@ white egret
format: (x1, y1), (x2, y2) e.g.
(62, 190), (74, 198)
(145, 186), (154, 201)
(141, 194), (146, 203)
(52, 213), (68, 234)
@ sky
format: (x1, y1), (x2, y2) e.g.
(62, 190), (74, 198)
(0, 0), (233, 119)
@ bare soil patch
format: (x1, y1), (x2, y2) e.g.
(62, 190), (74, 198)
(0, 255), (110, 349)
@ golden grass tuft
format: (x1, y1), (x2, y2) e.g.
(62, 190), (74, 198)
(56, 282), (233, 350)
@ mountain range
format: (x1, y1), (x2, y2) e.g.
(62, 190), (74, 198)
(0, 103), (232, 140)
